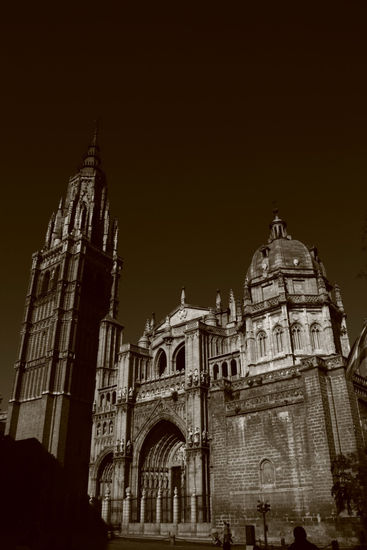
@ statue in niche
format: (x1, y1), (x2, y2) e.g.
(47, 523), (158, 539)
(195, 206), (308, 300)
(128, 387), (133, 399)
(194, 426), (200, 446)
(193, 369), (199, 385)
(117, 388), (123, 402)
(188, 427), (193, 446)
(188, 370), (193, 387)
(126, 440), (132, 455)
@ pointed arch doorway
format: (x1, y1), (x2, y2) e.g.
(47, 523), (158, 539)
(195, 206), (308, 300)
(139, 419), (187, 523)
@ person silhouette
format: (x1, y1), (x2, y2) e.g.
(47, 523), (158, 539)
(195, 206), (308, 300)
(223, 522), (233, 550)
(288, 526), (319, 550)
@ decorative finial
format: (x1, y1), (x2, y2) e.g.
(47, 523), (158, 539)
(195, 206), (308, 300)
(216, 289), (222, 311)
(181, 287), (186, 306)
(268, 210), (288, 242)
(92, 119), (99, 147)
(150, 312), (156, 330)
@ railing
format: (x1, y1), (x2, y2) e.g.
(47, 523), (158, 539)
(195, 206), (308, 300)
(125, 493), (210, 524)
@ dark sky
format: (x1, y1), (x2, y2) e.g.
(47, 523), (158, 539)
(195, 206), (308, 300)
(1, 5), (367, 405)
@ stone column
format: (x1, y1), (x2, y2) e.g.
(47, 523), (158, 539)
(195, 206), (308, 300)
(140, 490), (146, 524)
(122, 487), (131, 525)
(101, 486), (111, 525)
(173, 487), (179, 524)
(191, 491), (197, 524)
(156, 488), (162, 524)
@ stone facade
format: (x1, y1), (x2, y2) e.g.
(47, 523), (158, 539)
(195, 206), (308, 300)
(88, 212), (367, 543)
(5, 136), (367, 544)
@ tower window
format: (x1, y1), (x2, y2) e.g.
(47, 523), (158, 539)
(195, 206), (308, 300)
(51, 266), (60, 290)
(40, 271), (50, 295)
(213, 364), (219, 380)
(230, 359), (237, 376)
(291, 324), (303, 351)
(311, 324), (321, 350)
(175, 345), (185, 372)
(274, 326), (284, 354)
(222, 362), (228, 378)
(80, 204), (88, 233)
(257, 331), (267, 358)
(156, 349), (167, 376)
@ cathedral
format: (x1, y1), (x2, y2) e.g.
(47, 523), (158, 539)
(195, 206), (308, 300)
(6, 132), (367, 544)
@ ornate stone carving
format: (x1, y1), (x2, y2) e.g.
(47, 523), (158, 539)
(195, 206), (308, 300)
(226, 386), (303, 415)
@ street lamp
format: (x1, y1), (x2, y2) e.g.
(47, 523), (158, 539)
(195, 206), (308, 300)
(257, 500), (271, 549)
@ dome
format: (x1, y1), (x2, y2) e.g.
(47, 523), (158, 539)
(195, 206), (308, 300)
(246, 212), (317, 282)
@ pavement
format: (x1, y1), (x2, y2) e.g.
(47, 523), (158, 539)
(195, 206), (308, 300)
(107, 538), (213, 550)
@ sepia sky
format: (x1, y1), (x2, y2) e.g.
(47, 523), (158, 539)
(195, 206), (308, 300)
(1, 5), (367, 405)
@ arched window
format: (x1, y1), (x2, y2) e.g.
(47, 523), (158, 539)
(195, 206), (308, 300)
(51, 265), (60, 290)
(213, 364), (219, 380)
(112, 391), (116, 405)
(222, 362), (228, 378)
(311, 324), (321, 350)
(96, 423), (101, 437)
(260, 459), (275, 486)
(109, 421), (113, 434)
(156, 349), (167, 376)
(106, 393), (111, 410)
(257, 331), (267, 358)
(100, 394), (104, 409)
(274, 326), (284, 354)
(80, 204), (88, 233)
(291, 324), (303, 351)
(41, 271), (50, 295)
(230, 359), (237, 376)
(102, 422), (107, 435)
(175, 345), (185, 372)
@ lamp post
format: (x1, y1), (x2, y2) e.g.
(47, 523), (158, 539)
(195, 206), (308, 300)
(257, 500), (271, 550)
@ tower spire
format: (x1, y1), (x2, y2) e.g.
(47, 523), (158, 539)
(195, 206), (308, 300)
(82, 121), (101, 171)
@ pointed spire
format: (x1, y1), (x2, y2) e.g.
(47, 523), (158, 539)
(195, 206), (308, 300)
(150, 313), (156, 331)
(243, 278), (251, 307)
(317, 270), (328, 298)
(268, 209), (288, 242)
(229, 289), (236, 322)
(216, 289), (222, 311)
(138, 320), (150, 348)
(45, 212), (55, 247)
(334, 283), (344, 312)
(181, 287), (186, 306)
(82, 121), (101, 170)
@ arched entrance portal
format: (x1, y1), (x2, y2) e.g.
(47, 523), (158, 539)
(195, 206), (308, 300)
(139, 420), (186, 523)
(96, 452), (114, 499)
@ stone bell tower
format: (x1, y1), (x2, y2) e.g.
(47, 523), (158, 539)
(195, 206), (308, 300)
(6, 129), (122, 494)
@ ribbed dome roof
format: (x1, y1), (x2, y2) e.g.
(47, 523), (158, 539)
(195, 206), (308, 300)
(246, 212), (317, 282)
